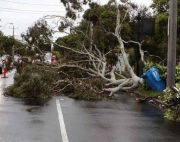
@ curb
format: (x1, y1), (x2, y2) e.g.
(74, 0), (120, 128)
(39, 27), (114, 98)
(133, 91), (167, 109)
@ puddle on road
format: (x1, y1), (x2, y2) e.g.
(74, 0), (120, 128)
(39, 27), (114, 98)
(25, 99), (50, 114)
(31, 119), (44, 124)
(24, 98), (49, 106)
(26, 106), (42, 113)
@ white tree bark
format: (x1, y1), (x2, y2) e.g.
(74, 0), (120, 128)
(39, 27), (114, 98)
(102, 0), (143, 95)
(42, 0), (146, 96)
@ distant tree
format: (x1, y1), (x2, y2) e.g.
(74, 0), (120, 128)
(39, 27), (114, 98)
(21, 20), (53, 52)
(149, 0), (180, 58)
(0, 31), (3, 36)
(0, 35), (15, 55)
(60, 0), (92, 19)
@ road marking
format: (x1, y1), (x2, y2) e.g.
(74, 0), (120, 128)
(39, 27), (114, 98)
(56, 99), (69, 142)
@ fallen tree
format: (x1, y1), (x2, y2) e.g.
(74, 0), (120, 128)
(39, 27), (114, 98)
(4, 0), (149, 100)
(43, 0), (146, 96)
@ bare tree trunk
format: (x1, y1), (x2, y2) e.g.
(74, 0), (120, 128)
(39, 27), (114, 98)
(89, 21), (93, 52)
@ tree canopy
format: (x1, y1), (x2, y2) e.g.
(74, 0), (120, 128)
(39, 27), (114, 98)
(21, 20), (53, 52)
(149, 0), (180, 58)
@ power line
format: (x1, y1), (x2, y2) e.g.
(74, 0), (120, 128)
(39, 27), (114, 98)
(0, 7), (64, 13)
(0, 9), (64, 15)
(0, 0), (62, 6)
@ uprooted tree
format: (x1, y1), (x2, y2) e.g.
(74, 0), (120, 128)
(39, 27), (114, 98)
(4, 0), (150, 100)
(44, 0), (147, 96)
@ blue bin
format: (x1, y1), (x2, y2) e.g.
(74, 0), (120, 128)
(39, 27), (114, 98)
(141, 66), (166, 91)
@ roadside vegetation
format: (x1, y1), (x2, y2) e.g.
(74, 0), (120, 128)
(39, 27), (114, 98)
(139, 62), (180, 122)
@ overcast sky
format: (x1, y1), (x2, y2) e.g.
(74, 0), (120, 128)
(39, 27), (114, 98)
(0, 0), (152, 40)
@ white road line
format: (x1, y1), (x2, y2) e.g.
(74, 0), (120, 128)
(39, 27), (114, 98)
(56, 99), (69, 142)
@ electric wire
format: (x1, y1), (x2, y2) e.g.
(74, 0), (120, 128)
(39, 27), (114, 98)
(0, 0), (62, 6)
(0, 7), (64, 13)
(0, 9), (64, 15)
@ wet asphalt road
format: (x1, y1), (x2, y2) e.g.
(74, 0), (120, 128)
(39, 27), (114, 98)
(1, 71), (180, 142)
(0, 71), (61, 142)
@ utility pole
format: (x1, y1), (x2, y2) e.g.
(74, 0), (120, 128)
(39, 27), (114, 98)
(10, 23), (15, 61)
(9, 23), (18, 38)
(89, 21), (93, 52)
(136, 13), (141, 76)
(10, 23), (17, 61)
(167, 0), (177, 87)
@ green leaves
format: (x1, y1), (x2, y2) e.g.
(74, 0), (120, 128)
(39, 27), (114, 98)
(4, 65), (59, 100)
(99, 10), (116, 30)
(150, 0), (169, 13)
(21, 20), (52, 50)
(164, 109), (180, 122)
(163, 84), (180, 122)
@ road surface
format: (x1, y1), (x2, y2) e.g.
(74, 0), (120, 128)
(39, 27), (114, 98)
(1, 71), (180, 142)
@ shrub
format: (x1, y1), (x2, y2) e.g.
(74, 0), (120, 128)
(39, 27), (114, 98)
(69, 77), (105, 101)
(4, 65), (59, 99)
(160, 83), (180, 122)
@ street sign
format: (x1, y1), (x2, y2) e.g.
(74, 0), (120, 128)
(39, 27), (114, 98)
(44, 43), (51, 52)
(141, 18), (155, 36)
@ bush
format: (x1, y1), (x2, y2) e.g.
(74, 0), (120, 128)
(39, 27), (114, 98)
(160, 83), (180, 122)
(4, 65), (59, 99)
(69, 77), (105, 101)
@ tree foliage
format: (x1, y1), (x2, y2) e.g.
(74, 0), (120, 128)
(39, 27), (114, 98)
(21, 20), (53, 52)
(4, 65), (59, 99)
(56, 2), (140, 61)
(60, 0), (92, 19)
(159, 83), (180, 122)
(149, 0), (180, 58)
(0, 35), (27, 57)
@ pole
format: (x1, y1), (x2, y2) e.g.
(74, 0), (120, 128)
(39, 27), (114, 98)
(89, 21), (93, 52)
(13, 24), (14, 37)
(136, 13), (141, 76)
(167, 0), (177, 87)
(9, 23), (14, 59)
(10, 23), (17, 62)
(12, 24), (14, 60)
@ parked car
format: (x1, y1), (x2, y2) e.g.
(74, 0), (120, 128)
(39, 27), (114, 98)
(44, 52), (52, 64)
(52, 55), (59, 64)
(0, 57), (3, 74)
(0, 57), (2, 67)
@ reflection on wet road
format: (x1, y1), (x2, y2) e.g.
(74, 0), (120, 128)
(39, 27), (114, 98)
(60, 95), (180, 142)
(0, 71), (61, 142)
